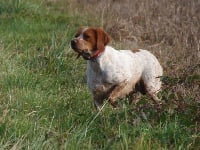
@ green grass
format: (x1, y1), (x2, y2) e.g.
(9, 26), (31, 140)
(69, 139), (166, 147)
(0, 0), (199, 149)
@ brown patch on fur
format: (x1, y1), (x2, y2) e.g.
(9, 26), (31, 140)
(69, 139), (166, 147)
(131, 48), (140, 53)
(93, 80), (127, 109)
(95, 28), (110, 52)
(77, 27), (110, 52)
(72, 27), (110, 60)
(107, 80), (127, 107)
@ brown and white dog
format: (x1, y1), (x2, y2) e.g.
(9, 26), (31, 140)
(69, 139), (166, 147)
(71, 27), (163, 110)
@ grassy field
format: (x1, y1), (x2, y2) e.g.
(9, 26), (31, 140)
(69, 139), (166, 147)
(0, 0), (199, 149)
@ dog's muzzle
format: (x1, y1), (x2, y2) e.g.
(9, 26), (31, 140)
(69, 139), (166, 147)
(71, 39), (91, 60)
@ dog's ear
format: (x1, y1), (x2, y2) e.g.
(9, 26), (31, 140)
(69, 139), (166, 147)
(95, 28), (110, 51)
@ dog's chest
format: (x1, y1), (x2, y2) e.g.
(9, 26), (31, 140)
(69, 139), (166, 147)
(86, 64), (112, 92)
(86, 61), (131, 93)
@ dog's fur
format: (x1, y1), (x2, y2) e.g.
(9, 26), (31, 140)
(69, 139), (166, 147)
(71, 27), (163, 110)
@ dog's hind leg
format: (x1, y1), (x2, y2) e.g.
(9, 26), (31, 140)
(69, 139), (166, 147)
(144, 79), (162, 105)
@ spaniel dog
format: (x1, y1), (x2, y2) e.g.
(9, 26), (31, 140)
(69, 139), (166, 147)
(71, 27), (163, 110)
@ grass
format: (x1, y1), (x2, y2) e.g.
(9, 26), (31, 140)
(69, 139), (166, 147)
(0, 0), (199, 149)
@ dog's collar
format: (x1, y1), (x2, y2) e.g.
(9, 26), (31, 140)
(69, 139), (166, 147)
(90, 50), (102, 60)
(77, 50), (102, 61)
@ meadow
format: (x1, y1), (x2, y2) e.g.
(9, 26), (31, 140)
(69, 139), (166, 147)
(0, 0), (199, 149)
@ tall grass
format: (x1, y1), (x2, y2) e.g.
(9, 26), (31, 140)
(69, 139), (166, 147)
(0, 0), (199, 149)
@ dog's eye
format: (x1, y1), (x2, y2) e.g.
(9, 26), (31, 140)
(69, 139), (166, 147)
(75, 34), (79, 38)
(84, 34), (90, 40)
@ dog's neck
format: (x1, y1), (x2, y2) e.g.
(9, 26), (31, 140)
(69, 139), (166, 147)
(89, 50), (102, 60)
(87, 46), (109, 72)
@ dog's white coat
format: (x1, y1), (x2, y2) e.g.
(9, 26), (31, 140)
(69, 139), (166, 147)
(87, 46), (163, 107)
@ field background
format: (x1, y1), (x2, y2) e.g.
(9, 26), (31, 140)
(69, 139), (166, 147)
(0, 0), (199, 149)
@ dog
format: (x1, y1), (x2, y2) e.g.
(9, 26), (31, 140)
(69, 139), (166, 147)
(71, 27), (163, 110)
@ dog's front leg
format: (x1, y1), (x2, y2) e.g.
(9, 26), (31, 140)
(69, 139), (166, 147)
(93, 94), (104, 111)
(108, 80), (127, 108)
(92, 85), (107, 111)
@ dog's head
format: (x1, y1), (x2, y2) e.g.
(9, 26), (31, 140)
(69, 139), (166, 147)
(71, 27), (110, 60)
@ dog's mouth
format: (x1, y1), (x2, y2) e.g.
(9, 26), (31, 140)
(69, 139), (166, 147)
(71, 42), (101, 60)
(76, 50), (92, 60)
(71, 41), (92, 60)
(72, 47), (92, 60)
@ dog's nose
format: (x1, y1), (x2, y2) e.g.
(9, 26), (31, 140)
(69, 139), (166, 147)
(71, 39), (77, 48)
